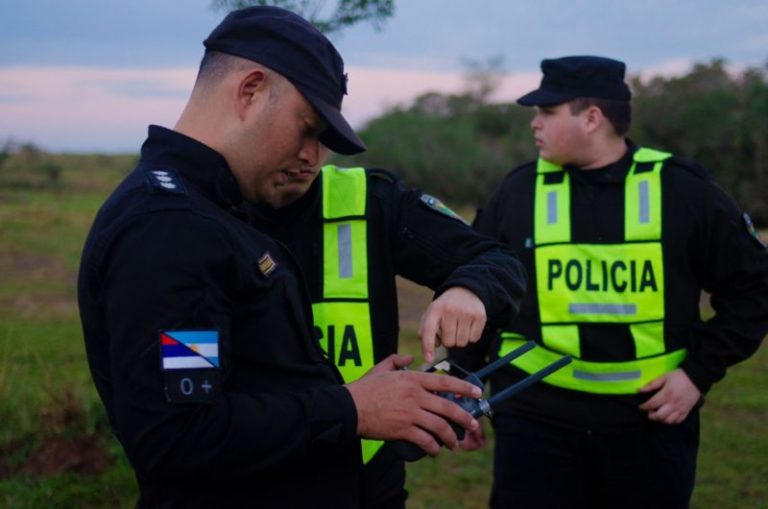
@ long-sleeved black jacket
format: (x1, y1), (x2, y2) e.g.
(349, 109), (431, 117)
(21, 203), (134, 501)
(78, 126), (362, 508)
(453, 143), (768, 432)
(251, 167), (527, 502)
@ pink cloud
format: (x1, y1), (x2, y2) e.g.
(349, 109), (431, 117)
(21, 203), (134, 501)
(0, 65), (534, 151)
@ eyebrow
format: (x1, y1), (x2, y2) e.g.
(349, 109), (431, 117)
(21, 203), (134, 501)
(305, 111), (328, 132)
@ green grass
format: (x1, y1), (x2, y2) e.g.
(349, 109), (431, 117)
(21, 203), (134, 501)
(0, 160), (765, 508)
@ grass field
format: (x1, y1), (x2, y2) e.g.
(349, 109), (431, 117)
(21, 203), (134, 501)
(0, 158), (765, 508)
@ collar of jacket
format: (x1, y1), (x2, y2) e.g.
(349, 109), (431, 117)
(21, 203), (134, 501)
(140, 125), (245, 212)
(561, 139), (638, 184)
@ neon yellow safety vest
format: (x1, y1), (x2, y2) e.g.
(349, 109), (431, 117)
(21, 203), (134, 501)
(501, 148), (687, 394)
(311, 165), (383, 463)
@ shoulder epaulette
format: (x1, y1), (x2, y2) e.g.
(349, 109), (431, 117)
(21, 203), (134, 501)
(502, 161), (537, 182)
(511, 161), (535, 174)
(666, 156), (711, 181)
(142, 168), (187, 195)
(367, 167), (398, 184)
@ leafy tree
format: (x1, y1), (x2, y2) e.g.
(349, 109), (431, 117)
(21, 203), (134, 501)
(630, 59), (768, 223)
(210, 0), (394, 34)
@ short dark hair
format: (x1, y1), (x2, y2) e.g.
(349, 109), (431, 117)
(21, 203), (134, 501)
(568, 97), (631, 136)
(196, 50), (254, 87)
(195, 50), (288, 101)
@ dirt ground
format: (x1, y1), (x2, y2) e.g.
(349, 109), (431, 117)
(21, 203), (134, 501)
(0, 393), (112, 479)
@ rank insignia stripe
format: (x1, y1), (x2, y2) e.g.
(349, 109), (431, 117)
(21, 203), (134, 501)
(419, 193), (469, 225)
(143, 168), (186, 195)
(258, 252), (278, 276)
(160, 330), (220, 370)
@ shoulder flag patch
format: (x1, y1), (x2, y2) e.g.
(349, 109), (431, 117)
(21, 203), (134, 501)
(419, 194), (469, 225)
(161, 330), (220, 370)
(743, 212), (766, 249)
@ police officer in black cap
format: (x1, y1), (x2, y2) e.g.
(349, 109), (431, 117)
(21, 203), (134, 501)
(452, 55), (768, 508)
(78, 7), (485, 508)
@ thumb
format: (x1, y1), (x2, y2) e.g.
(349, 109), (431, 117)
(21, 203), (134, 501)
(390, 353), (414, 370)
(369, 353), (414, 374)
(639, 374), (667, 393)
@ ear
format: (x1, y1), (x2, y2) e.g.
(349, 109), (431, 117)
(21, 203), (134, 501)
(235, 68), (268, 119)
(583, 105), (604, 134)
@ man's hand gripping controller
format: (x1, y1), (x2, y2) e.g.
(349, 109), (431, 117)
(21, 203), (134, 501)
(391, 341), (572, 461)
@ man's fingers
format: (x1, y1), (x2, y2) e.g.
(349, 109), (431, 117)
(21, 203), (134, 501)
(440, 317), (459, 349)
(648, 402), (690, 424)
(460, 425), (486, 451)
(419, 287), (488, 356)
(638, 388), (667, 411)
(418, 309), (440, 363)
(468, 317), (485, 344)
(401, 426), (441, 457)
(647, 402), (671, 422)
(411, 409), (461, 451)
(420, 392), (478, 431)
(416, 371), (482, 399)
(454, 319), (471, 348)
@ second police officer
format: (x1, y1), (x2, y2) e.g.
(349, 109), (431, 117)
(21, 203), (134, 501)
(453, 56), (768, 508)
(251, 149), (527, 507)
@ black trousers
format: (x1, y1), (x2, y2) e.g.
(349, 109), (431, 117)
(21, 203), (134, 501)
(490, 411), (699, 509)
(362, 444), (407, 509)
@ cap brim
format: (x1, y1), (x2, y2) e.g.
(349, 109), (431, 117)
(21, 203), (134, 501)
(302, 91), (366, 155)
(517, 89), (576, 107)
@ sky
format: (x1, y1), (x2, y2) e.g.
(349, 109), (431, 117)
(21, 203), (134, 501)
(1, 0), (766, 153)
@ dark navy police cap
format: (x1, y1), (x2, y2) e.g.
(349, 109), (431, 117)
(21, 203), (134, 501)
(517, 56), (631, 107)
(204, 6), (366, 155)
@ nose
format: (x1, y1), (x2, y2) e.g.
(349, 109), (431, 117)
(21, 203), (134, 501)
(299, 137), (321, 167)
(530, 112), (542, 130)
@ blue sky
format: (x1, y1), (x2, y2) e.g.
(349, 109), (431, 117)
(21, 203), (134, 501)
(1, 0), (766, 152)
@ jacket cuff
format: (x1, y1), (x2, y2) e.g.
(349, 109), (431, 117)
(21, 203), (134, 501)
(680, 357), (716, 394)
(308, 385), (359, 447)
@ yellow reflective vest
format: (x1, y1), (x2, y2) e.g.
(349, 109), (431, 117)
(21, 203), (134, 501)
(311, 165), (383, 463)
(501, 148), (687, 394)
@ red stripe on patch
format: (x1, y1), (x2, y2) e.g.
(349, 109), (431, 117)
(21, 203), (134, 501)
(161, 333), (180, 346)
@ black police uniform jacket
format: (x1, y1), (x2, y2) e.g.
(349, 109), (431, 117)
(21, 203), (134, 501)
(78, 126), (362, 508)
(453, 142), (768, 431)
(251, 167), (527, 493)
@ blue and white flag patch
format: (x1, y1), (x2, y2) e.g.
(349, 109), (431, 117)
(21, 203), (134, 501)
(161, 330), (220, 370)
(743, 212), (766, 249)
(419, 194), (469, 225)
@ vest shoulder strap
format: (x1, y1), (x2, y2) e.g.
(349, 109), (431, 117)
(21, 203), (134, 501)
(321, 165), (367, 219)
(632, 147), (672, 163)
(367, 168), (397, 184)
(536, 158), (563, 174)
